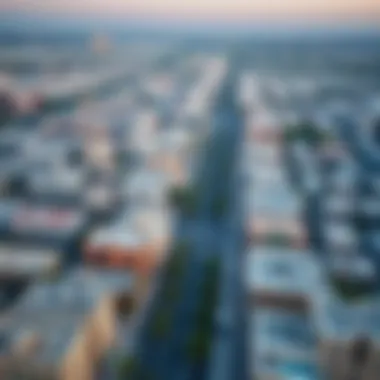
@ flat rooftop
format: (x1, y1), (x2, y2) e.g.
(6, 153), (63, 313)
(324, 221), (357, 250)
(0, 267), (135, 365)
(246, 165), (285, 184)
(252, 307), (318, 380)
(12, 266), (134, 316)
(247, 186), (301, 218)
(9, 204), (86, 237)
(243, 142), (281, 165)
(247, 245), (310, 256)
(0, 312), (82, 366)
(246, 250), (320, 296)
(0, 244), (59, 278)
(88, 206), (171, 248)
(314, 288), (380, 343)
(246, 216), (307, 248)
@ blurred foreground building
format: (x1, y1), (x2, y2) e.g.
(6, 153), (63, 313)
(0, 267), (138, 380)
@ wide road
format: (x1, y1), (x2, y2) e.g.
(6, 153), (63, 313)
(129, 60), (246, 380)
(207, 68), (248, 380)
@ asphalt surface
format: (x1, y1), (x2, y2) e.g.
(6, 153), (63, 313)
(129, 64), (247, 380)
(207, 68), (248, 380)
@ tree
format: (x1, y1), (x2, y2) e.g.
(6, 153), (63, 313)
(168, 186), (198, 216)
(151, 310), (172, 339)
(284, 121), (331, 147)
(211, 196), (227, 220)
(331, 277), (374, 301)
(119, 355), (138, 378)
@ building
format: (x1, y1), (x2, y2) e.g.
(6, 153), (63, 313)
(242, 107), (307, 248)
(5, 204), (88, 265)
(292, 142), (321, 193)
(84, 206), (171, 275)
(85, 182), (120, 222)
(153, 127), (192, 186)
(26, 166), (84, 207)
(123, 167), (169, 208)
(252, 307), (319, 380)
(238, 71), (261, 110)
(0, 267), (137, 380)
(0, 200), (19, 236)
(0, 244), (60, 281)
(245, 109), (282, 146)
(246, 247), (320, 312)
(246, 243), (380, 380)
(314, 288), (380, 380)
(244, 166), (307, 248)
(245, 246), (321, 380)
(327, 254), (376, 285)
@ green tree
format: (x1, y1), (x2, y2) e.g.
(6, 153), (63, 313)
(168, 186), (198, 216)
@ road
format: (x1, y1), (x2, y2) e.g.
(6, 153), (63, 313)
(207, 65), (248, 380)
(128, 61), (247, 380)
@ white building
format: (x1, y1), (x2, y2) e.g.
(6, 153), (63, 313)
(246, 247), (320, 312)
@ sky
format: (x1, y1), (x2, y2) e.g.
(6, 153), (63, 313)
(1, 0), (380, 21)
(1, 0), (380, 34)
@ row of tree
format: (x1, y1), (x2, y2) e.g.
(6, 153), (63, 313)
(187, 257), (221, 364)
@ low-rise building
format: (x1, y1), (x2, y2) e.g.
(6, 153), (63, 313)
(84, 206), (171, 275)
(123, 168), (169, 208)
(26, 165), (84, 207)
(0, 200), (19, 236)
(5, 204), (88, 265)
(246, 216), (307, 249)
(242, 121), (307, 248)
(252, 307), (319, 380)
(0, 267), (136, 380)
(327, 254), (377, 284)
(314, 289), (380, 380)
(246, 248), (320, 312)
(323, 221), (358, 254)
(245, 109), (282, 145)
(0, 244), (60, 281)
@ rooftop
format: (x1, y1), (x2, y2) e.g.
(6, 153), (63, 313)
(243, 142), (281, 165)
(0, 200), (19, 226)
(252, 307), (318, 380)
(0, 244), (59, 278)
(0, 312), (82, 365)
(247, 165), (287, 185)
(248, 245), (310, 257)
(246, 250), (320, 296)
(247, 185), (300, 218)
(124, 168), (169, 203)
(10, 205), (86, 237)
(328, 254), (376, 281)
(0, 267), (135, 364)
(314, 292), (380, 343)
(324, 194), (353, 217)
(88, 206), (171, 248)
(324, 221), (357, 251)
(327, 155), (357, 193)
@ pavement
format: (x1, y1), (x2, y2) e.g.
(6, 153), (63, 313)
(128, 62), (247, 380)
